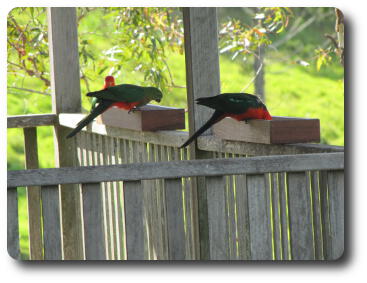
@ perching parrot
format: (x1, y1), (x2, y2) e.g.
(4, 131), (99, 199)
(66, 83), (163, 138)
(180, 93), (272, 148)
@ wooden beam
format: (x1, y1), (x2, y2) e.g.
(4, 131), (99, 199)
(198, 135), (344, 156)
(47, 7), (83, 260)
(8, 153), (344, 187)
(183, 7), (221, 259)
(41, 185), (62, 260)
(59, 113), (344, 155)
(23, 127), (43, 260)
(7, 188), (20, 260)
(59, 113), (188, 147)
(7, 114), (57, 128)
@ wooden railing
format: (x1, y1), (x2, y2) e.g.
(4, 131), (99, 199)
(8, 151), (344, 260)
(7, 114), (344, 260)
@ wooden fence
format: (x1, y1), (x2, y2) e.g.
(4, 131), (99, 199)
(7, 114), (344, 260)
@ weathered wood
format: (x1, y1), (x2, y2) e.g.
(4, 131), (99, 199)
(198, 135), (343, 156)
(225, 157), (237, 260)
(165, 178), (186, 260)
(183, 7), (221, 260)
(97, 104), (185, 131)
(47, 7), (83, 260)
(41, 185), (62, 260)
(287, 172), (314, 260)
(247, 174), (273, 260)
(183, 7), (221, 146)
(124, 180), (145, 260)
(23, 127), (43, 260)
(206, 176), (230, 260)
(59, 113), (188, 147)
(324, 170), (344, 260)
(7, 114), (57, 128)
(235, 174), (251, 260)
(311, 171), (324, 259)
(7, 187), (20, 260)
(59, 113), (344, 155)
(8, 153), (344, 187)
(270, 173), (282, 260)
(82, 182), (106, 260)
(279, 172), (291, 260)
(213, 116), (320, 144)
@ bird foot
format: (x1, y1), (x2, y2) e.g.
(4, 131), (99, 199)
(128, 107), (138, 114)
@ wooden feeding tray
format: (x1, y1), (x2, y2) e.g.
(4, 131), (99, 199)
(96, 104), (185, 131)
(212, 116), (320, 144)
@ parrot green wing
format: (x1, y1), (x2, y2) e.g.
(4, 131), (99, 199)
(88, 84), (146, 103)
(197, 93), (266, 114)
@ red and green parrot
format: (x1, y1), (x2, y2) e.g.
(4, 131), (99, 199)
(66, 78), (163, 138)
(180, 93), (272, 148)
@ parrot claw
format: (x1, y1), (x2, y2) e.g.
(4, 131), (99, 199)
(128, 107), (141, 114)
(244, 120), (249, 124)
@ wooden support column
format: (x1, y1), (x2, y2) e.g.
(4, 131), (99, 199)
(183, 7), (221, 260)
(24, 127), (43, 260)
(47, 7), (83, 260)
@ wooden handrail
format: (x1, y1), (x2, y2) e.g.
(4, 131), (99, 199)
(7, 114), (57, 128)
(7, 113), (344, 154)
(8, 152), (344, 187)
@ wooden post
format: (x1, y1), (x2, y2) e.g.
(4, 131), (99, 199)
(183, 7), (221, 260)
(47, 7), (83, 260)
(23, 127), (43, 260)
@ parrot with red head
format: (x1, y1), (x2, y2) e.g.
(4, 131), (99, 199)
(66, 76), (163, 138)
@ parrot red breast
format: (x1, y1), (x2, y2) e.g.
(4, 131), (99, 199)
(180, 93), (272, 148)
(66, 82), (163, 138)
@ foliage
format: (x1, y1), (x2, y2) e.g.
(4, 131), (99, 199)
(218, 8), (292, 60)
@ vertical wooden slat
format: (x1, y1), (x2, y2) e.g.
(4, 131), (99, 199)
(7, 187), (20, 260)
(279, 172), (291, 260)
(96, 134), (111, 260)
(110, 137), (122, 259)
(124, 180), (145, 260)
(114, 138), (125, 260)
(226, 154), (237, 259)
(41, 185), (62, 260)
(311, 171), (324, 259)
(182, 148), (195, 259)
(270, 173), (282, 260)
(247, 174), (273, 260)
(183, 7), (221, 260)
(103, 136), (116, 259)
(23, 127), (43, 260)
(206, 176), (229, 260)
(287, 172), (314, 260)
(158, 145), (169, 259)
(324, 170), (344, 260)
(47, 7), (83, 260)
(165, 177), (186, 260)
(235, 174), (251, 260)
(82, 182), (106, 260)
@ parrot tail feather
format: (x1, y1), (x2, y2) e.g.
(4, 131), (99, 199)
(179, 110), (225, 148)
(66, 100), (113, 138)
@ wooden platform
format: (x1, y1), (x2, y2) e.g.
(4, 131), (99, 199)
(213, 116), (320, 144)
(96, 104), (185, 131)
